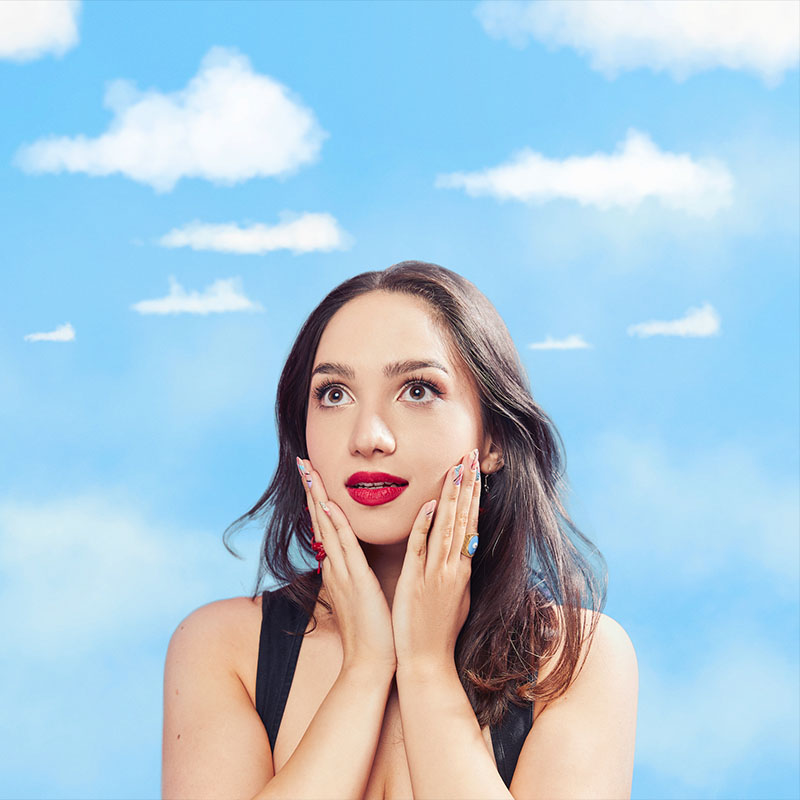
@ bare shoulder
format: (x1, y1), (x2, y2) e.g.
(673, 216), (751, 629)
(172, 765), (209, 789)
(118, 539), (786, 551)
(170, 594), (262, 651)
(162, 595), (272, 799)
(515, 608), (638, 798)
(535, 607), (637, 689)
(578, 609), (637, 670)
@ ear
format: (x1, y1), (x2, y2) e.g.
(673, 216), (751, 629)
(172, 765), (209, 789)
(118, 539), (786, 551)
(479, 432), (504, 475)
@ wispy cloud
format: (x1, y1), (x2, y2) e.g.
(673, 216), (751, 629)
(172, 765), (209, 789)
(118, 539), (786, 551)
(475, 0), (799, 86)
(131, 276), (263, 316)
(627, 302), (720, 338)
(24, 322), (75, 342)
(0, 490), (258, 658)
(436, 129), (733, 217)
(636, 629), (798, 790)
(159, 212), (352, 255)
(528, 334), (592, 350)
(0, 0), (80, 62)
(15, 46), (326, 192)
(580, 431), (799, 592)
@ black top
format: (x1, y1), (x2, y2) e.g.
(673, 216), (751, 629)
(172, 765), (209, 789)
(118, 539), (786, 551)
(255, 580), (535, 788)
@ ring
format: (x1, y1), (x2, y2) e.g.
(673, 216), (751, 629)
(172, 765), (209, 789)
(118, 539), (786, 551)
(310, 536), (326, 573)
(461, 533), (479, 558)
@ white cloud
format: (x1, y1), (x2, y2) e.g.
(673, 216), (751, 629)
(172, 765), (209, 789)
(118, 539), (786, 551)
(15, 46), (326, 192)
(580, 432), (799, 594)
(23, 321), (75, 342)
(627, 302), (721, 338)
(0, 0), (80, 62)
(0, 490), (264, 660)
(528, 334), (592, 350)
(0, 493), (205, 656)
(436, 129), (733, 217)
(130, 276), (263, 315)
(636, 630), (798, 789)
(475, 0), (800, 86)
(159, 212), (352, 255)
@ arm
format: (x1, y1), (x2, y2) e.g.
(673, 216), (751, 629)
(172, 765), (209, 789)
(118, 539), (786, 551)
(396, 661), (513, 799)
(161, 599), (394, 800)
(252, 662), (393, 800)
(510, 612), (639, 799)
(397, 612), (638, 799)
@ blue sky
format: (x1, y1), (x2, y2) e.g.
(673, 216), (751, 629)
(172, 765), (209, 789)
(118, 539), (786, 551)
(1, 1), (798, 797)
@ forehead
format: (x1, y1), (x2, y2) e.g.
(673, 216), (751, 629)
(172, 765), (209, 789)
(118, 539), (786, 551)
(314, 290), (457, 371)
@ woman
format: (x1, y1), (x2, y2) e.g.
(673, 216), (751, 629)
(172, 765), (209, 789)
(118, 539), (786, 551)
(162, 260), (638, 799)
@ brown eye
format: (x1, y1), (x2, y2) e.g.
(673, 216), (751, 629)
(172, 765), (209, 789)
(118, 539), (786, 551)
(400, 381), (441, 403)
(316, 384), (352, 408)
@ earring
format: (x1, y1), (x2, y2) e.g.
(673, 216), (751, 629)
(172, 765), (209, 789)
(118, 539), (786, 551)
(483, 472), (490, 495)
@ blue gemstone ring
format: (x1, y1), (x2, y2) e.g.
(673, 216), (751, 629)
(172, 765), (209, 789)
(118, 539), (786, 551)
(461, 533), (479, 558)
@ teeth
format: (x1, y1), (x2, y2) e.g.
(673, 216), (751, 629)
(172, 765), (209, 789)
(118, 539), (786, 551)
(353, 482), (404, 488)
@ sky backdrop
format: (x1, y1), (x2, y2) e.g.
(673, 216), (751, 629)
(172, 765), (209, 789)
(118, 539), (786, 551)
(1, 1), (798, 798)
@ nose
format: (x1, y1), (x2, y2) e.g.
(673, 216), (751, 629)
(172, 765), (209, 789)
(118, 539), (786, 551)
(348, 406), (396, 458)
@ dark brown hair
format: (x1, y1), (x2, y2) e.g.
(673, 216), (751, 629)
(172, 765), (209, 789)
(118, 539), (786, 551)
(224, 260), (606, 726)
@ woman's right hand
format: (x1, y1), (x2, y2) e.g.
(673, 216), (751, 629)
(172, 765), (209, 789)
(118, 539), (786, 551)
(297, 457), (397, 677)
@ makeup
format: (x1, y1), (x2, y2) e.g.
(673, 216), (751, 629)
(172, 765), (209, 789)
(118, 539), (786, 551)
(346, 471), (409, 506)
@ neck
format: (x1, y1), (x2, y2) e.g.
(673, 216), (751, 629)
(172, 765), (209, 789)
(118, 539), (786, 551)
(315, 536), (408, 617)
(360, 538), (407, 608)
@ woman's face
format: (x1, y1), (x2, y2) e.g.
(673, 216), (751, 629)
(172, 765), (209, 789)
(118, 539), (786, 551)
(306, 290), (489, 545)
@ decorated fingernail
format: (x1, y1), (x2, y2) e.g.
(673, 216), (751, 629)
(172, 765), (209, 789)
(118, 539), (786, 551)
(424, 499), (436, 517)
(319, 500), (330, 515)
(453, 464), (463, 486)
(296, 457), (312, 488)
(470, 449), (479, 472)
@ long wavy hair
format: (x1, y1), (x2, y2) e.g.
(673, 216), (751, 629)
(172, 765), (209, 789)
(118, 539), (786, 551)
(224, 260), (607, 726)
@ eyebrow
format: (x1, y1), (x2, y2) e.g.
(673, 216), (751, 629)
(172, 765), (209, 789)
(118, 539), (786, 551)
(310, 359), (450, 380)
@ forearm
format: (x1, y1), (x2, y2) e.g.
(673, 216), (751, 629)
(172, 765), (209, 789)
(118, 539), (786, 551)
(396, 663), (513, 800)
(252, 664), (393, 800)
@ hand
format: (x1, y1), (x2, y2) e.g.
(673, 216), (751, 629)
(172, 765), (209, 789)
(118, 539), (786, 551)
(391, 448), (481, 674)
(297, 457), (397, 676)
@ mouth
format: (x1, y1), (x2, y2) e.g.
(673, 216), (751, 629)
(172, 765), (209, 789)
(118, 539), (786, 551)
(346, 471), (409, 506)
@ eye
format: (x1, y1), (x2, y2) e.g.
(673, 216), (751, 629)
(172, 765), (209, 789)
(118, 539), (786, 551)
(400, 378), (443, 404)
(314, 381), (352, 408)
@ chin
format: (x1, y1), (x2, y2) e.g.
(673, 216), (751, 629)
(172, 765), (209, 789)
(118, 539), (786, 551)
(348, 519), (414, 547)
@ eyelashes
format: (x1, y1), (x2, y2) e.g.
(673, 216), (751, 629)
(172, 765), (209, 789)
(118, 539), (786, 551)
(312, 374), (444, 409)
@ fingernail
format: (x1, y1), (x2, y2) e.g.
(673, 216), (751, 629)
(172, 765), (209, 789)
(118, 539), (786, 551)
(470, 449), (479, 472)
(297, 457), (312, 487)
(319, 500), (330, 515)
(424, 499), (436, 517)
(453, 464), (463, 486)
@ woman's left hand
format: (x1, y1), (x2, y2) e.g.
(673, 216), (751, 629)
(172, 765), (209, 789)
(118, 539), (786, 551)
(392, 448), (481, 673)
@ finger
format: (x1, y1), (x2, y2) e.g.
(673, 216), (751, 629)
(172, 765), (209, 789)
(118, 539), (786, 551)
(427, 452), (470, 573)
(296, 455), (319, 540)
(458, 460), (481, 565)
(297, 457), (328, 574)
(403, 499), (437, 573)
(321, 498), (371, 578)
(449, 448), (480, 565)
(300, 459), (346, 575)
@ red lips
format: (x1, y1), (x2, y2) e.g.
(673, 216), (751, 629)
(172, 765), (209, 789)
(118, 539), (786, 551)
(345, 471), (409, 506)
(346, 471), (408, 487)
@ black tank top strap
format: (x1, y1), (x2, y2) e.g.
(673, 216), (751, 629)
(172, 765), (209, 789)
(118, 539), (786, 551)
(255, 587), (311, 752)
(489, 662), (538, 787)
